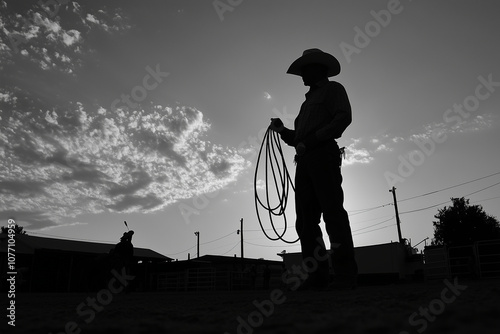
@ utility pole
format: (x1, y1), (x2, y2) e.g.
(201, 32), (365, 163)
(194, 231), (200, 258)
(237, 218), (244, 259)
(389, 187), (404, 244)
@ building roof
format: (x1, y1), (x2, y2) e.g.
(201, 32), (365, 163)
(0, 234), (171, 262)
(158, 254), (283, 271)
(276, 241), (404, 257)
(196, 254), (282, 265)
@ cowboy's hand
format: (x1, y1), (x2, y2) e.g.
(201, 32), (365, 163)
(269, 118), (284, 133)
(296, 142), (306, 156)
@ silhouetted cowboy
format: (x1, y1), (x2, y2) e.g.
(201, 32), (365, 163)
(113, 231), (134, 271)
(270, 48), (358, 290)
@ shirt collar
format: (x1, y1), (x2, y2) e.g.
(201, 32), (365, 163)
(306, 78), (329, 95)
(315, 78), (329, 87)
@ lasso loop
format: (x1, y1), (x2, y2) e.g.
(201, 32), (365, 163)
(254, 127), (299, 244)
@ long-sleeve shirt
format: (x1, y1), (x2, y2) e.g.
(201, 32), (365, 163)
(280, 79), (352, 150)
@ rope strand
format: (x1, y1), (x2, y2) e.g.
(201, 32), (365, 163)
(254, 127), (299, 244)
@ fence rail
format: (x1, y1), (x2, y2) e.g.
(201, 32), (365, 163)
(424, 239), (500, 280)
(424, 247), (450, 280)
(476, 239), (500, 278)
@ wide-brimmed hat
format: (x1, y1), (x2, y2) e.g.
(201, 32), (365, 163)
(286, 48), (340, 77)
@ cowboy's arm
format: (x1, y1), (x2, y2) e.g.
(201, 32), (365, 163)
(270, 118), (296, 146)
(279, 128), (296, 146)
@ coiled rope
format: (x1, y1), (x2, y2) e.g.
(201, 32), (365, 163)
(254, 125), (299, 244)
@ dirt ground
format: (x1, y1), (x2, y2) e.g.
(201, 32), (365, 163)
(3, 278), (500, 334)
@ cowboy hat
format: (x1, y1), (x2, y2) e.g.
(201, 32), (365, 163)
(286, 48), (341, 77)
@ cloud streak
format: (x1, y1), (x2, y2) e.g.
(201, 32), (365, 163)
(0, 103), (249, 229)
(0, 0), (130, 74)
(3, 2), (249, 230)
(342, 113), (495, 166)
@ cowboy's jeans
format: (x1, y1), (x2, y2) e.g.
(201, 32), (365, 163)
(295, 144), (358, 282)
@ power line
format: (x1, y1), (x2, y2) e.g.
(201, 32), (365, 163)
(352, 223), (395, 236)
(26, 171), (500, 256)
(248, 214), (396, 230)
(166, 230), (237, 256)
(244, 240), (301, 248)
(220, 242), (241, 256)
(348, 204), (389, 213)
(398, 171), (500, 203)
(348, 203), (392, 216)
(244, 236), (276, 241)
(351, 216), (395, 233)
(399, 200), (450, 215)
(248, 182), (498, 239)
(28, 229), (235, 258)
(199, 230), (236, 246)
(400, 180), (500, 215)
(344, 171), (500, 219)
(350, 214), (394, 225)
(244, 225), (296, 232)
(204, 241), (237, 253)
(245, 173), (500, 242)
(167, 245), (196, 256)
(463, 180), (500, 197)
(352, 178), (500, 237)
(471, 196), (500, 204)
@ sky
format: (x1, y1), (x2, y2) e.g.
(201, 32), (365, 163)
(1, 0), (499, 261)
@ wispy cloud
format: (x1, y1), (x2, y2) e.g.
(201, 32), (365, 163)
(0, 104), (248, 229)
(343, 138), (374, 165)
(404, 113), (495, 148)
(0, 0), (130, 74)
(0, 2), (250, 230)
(39, 221), (88, 231)
(343, 113), (495, 166)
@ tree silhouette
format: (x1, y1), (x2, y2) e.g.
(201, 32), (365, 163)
(432, 197), (500, 246)
(1, 223), (27, 235)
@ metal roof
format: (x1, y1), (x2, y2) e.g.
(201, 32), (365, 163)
(0, 234), (171, 261)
